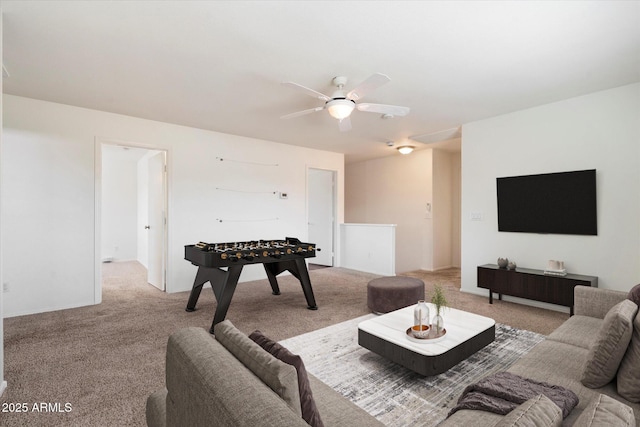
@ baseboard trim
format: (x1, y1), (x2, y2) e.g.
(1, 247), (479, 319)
(433, 265), (459, 272)
(0, 380), (7, 398)
(3, 300), (96, 318)
(408, 266), (460, 273)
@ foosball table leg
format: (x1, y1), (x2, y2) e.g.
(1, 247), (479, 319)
(264, 263), (282, 295)
(185, 267), (212, 312)
(209, 265), (243, 333)
(294, 258), (318, 310)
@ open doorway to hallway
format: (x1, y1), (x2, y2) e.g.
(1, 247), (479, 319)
(99, 143), (167, 292)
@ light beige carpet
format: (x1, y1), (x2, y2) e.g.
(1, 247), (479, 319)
(0, 262), (567, 426)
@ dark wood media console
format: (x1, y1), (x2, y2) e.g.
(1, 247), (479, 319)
(477, 264), (598, 315)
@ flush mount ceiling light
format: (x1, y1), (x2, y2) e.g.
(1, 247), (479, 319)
(326, 98), (356, 120)
(397, 145), (415, 155)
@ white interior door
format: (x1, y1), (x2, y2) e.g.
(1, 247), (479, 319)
(308, 168), (335, 266)
(147, 152), (166, 290)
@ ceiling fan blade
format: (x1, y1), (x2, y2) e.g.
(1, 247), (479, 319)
(357, 103), (410, 117)
(280, 106), (324, 120)
(281, 81), (332, 101)
(338, 116), (352, 132)
(346, 73), (391, 101)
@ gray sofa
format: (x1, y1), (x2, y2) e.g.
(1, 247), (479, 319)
(147, 286), (638, 427)
(442, 286), (639, 426)
(146, 322), (384, 427)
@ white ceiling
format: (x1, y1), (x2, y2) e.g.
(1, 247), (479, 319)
(2, 1), (639, 163)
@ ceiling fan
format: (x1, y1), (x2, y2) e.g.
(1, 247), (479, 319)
(280, 73), (410, 132)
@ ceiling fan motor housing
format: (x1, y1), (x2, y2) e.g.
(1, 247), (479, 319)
(332, 76), (349, 87)
(326, 98), (355, 120)
(280, 72), (409, 129)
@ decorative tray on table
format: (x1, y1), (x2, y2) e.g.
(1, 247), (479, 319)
(405, 327), (447, 344)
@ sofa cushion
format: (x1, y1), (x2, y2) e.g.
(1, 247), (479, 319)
(250, 330), (324, 427)
(437, 409), (503, 426)
(214, 320), (301, 416)
(306, 374), (385, 427)
(581, 300), (638, 388)
(617, 310), (640, 402)
(628, 284), (640, 307)
(146, 388), (167, 427)
(574, 286), (630, 319)
(494, 394), (562, 427)
(547, 315), (602, 349)
(573, 394), (636, 426)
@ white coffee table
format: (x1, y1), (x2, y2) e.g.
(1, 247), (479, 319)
(358, 303), (495, 376)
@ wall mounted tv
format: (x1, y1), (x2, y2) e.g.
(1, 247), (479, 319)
(496, 169), (597, 235)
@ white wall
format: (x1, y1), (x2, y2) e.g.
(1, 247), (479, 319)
(340, 223), (396, 276)
(101, 146), (141, 261)
(0, 9), (6, 397)
(462, 83), (640, 303)
(451, 155), (462, 268)
(346, 150), (432, 273)
(433, 149), (454, 270)
(2, 95), (344, 317)
(345, 149), (460, 273)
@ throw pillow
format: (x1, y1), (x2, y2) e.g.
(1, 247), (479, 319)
(581, 300), (638, 389)
(573, 394), (635, 426)
(495, 394), (562, 427)
(628, 283), (640, 306)
(617, 310), (640, 402)
(213, 320), (301, 416)
(250, 330), (324, 427)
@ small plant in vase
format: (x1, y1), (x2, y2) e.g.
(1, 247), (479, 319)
(430, 285), (448, 337)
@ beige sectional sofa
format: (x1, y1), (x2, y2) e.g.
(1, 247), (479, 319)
(146, 322), (383, 427)
(147, 285), (638, 427)
(443, 286), (639, 426)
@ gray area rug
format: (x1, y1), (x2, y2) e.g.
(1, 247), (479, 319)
(280, 314), (545, 427)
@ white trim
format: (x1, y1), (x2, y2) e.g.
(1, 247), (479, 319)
(433, 265), (457, 272)
(94, 139), (103, 304)
(306, 166), (338, 267)
(340, 223), (398, 227)
(0, 380), (7, 397)
(94, 137), (170, 297)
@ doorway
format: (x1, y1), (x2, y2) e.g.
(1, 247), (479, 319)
(307, 168), (336, 267)
(97, 141), (168, 297)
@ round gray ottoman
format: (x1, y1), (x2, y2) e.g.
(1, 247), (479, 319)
(367, 276), (425, 314)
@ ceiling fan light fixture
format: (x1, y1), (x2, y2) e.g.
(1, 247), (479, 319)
(326, 98), (355, 120)
(397, 145), (415, 155)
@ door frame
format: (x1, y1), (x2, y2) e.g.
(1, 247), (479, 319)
(144, 150), (167, 290)
(306, 166), (337, 267)
(94, 138), (170, 302)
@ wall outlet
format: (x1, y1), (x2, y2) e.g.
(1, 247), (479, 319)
(279, 192), (288, 199)
(3, 282), (9, 292)
(470, 211), (483, 221)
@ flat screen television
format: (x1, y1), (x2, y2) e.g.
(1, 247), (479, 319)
(496, 169), (597, 235)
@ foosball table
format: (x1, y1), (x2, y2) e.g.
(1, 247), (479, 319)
(184, 237), (318, 333)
